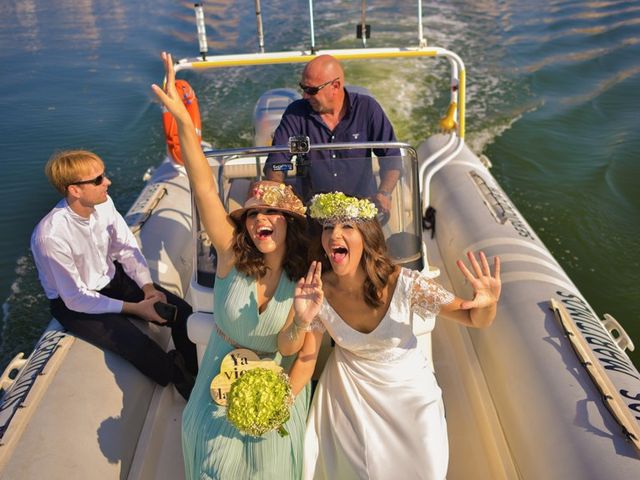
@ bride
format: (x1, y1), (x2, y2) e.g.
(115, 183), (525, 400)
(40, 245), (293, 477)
(279, 192), (502, 480)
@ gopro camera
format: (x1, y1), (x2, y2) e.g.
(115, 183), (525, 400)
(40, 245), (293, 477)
(288, 135), (310, 154)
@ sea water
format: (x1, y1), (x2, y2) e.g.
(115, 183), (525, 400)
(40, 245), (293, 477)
(0, 0), (638, 370)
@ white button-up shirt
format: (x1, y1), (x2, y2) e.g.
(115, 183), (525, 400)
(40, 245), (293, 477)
(31, 196), (153, 314)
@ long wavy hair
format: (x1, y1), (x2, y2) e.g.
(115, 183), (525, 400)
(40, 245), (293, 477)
(233, 213), (309, 281)
(311, 218), (397, 308)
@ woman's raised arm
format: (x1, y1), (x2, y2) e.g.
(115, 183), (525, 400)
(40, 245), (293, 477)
(151, 52), (236, 265)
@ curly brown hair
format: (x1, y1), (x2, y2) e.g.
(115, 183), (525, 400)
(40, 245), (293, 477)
(233, 214), (309, 281)
(311, 218), (397, 308)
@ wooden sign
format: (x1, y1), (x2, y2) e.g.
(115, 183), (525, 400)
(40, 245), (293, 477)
(210, 348), (282, 405)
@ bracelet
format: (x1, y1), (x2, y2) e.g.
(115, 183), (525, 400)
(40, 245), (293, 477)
(378, 190), (392, 198)
(293, 318), (312, 330)
(287, 317), (315, 342)
(287, 319), (307, 342)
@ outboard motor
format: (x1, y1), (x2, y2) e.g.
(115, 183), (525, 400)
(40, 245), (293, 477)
(252, 88), (301, 146)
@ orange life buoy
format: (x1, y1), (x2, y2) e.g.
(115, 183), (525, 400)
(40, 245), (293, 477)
(162, 79), (202, 165)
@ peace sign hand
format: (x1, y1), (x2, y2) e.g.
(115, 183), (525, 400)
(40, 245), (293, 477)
(456, 251), (501, 310)
(294, 261), (323, 326)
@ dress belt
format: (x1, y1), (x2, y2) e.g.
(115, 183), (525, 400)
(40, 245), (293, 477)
(214, 323), (272, 357)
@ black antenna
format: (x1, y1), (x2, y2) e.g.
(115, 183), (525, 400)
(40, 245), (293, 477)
(356, 0), (370, 47)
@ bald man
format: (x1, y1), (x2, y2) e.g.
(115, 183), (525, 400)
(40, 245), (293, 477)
(264, 55), (400, 211)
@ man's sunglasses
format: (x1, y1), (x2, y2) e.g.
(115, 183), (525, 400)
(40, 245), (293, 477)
(69, 172), (106, 187)
(299, 77), (339, 96)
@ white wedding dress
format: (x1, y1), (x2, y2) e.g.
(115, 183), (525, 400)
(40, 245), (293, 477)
(304, 267), (455, 480)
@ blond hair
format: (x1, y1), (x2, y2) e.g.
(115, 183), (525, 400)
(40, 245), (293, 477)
(45, 150), (104, 195)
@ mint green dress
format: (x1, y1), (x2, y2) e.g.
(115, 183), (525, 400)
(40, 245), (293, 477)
(182, 267), (310, 480)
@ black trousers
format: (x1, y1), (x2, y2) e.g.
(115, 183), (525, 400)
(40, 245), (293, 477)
(50, 263), (198, 386)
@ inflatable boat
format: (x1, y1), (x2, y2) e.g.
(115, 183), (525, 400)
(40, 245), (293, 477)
(1, 2), (638, 479)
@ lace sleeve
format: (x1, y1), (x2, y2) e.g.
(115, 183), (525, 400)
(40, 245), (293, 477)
(409, 270), (455, 317)
(308, 315), (326, 333)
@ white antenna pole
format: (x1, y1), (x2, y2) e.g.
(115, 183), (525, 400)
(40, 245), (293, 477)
(418, 0), (427, 47)
(308, 0), (316, 53)
(360, 0), (367, 48)
(194, 3), (208, 60)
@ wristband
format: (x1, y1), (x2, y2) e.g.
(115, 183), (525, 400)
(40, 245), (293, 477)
(287, 317), (314, 341)
(293, 317), (312, 330)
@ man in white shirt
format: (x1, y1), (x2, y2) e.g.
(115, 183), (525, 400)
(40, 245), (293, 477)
(31, 150), (197, 399)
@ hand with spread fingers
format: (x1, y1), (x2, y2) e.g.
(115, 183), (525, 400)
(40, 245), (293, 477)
(151, 52), (192, 125)
(293, 261), (324, 327)
(456, 251), (501, 310)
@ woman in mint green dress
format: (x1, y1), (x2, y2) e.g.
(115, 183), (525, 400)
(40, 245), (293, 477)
(153, 52), (314, 480)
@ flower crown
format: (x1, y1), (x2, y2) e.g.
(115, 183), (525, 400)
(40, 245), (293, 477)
(308, 192), (378, 224)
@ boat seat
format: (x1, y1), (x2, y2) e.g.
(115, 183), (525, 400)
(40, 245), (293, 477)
(221, 163), (299, 215)
(226, 178), (252, 214)
(217, 162), (264, 213)
(221, 162), (262, 180)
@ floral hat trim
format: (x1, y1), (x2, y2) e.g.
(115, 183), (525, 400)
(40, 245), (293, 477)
(308, 192), (378, 225)
(230, 181), (306, 222)
(250, 183), (306, 215)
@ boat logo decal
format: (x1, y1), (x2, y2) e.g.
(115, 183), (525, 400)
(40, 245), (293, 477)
(0, 329), (67, 440)
(556, 291), (640, 420)
(270, 163), (294, 172)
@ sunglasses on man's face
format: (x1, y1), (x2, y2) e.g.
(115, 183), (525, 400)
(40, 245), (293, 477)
(299, 77), (339, 96)
(69, 172), (106, 187)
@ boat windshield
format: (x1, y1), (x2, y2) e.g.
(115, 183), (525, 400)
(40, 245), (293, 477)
(193, 143), (422, 288)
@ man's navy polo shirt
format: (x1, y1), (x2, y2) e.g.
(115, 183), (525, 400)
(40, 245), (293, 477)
(264, 89), (400, 200)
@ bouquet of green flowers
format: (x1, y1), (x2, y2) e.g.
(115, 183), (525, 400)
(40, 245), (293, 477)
(226, 367), (293, 437)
